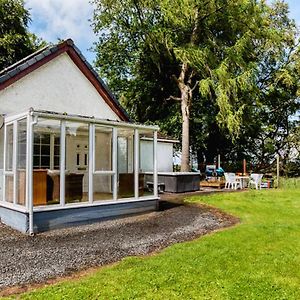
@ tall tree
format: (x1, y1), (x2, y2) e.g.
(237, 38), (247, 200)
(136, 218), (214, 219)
(92, 0), (300, 171)
(0, 0), (42, 70)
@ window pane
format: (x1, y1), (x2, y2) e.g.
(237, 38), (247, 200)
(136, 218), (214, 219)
(5, 175), (13, 203)
(117, 128), (135, 199)
(41, 156), (50, 167)
(40, 134), (50, 144)
(41, 145), (50, 155)
(16, 119), (27, 206)
(94, 126), (112, 171)
(0, 127), (3, 201)
(54, 156), (60, 169)
(33, 156), (40, 168)
(34, 135), (40, 144)
(139, 130), (154, 197)
(54, 137), (60, 145)
(0, 171), (2, 202)
(65, 121), (89, 204)
(5, 124), (13, 171)
(33, 118), (61, 206)
(34, 144), (40, 154)
(54, 145), (60, 155)
(93, 174), (113, 201)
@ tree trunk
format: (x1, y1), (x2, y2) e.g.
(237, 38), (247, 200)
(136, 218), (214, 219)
(180, 86), (190, 171)
(176, 9), (200, 172)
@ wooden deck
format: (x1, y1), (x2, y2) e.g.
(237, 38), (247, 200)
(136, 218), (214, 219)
(200, 180), (225, 189)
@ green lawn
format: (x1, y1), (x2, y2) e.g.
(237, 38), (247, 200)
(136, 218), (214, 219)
(5, 188), (300, 299)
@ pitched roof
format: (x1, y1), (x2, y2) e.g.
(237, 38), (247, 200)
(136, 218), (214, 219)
(0, 39), (130, 122)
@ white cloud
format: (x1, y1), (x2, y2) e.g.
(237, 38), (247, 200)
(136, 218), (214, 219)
(25, 0), (96, 62)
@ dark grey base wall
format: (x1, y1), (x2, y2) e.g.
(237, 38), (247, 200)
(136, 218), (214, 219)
(0, 206), (29, 233)
(0, 199), (158, 234)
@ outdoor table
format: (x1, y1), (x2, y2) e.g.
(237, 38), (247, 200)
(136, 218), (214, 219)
(236, 175), (250, 189)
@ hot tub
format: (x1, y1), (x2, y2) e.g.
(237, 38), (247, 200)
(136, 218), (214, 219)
(145, 172), (200, 193)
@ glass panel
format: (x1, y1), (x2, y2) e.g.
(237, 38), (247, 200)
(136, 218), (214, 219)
(54, 137), (60, 144)
(34, 144), (40, 153)
(94, 126), (112, 171)
(65, 121), (89, 204)
(0, 128), (3, 164)
(33, 132), (50, 169)
(117, 128), (134, 199)
(41, 145), (50, 154)
(5, 175), (13, 203)
(16, 119), (27, 206)
(5, 124), (13, 171)
(34, 135), (40, 144)
(139, 130), (154, 197)
(40, 134), (50, 144)
(33, 156), (40, 168)
(54, 156), (60, 169)
(0, 170), (3, 201)
(93, 174), (113, 201)
(33, 118), (61, 206)
(0, 128), (4, 201)
(54, 145), (60, 155)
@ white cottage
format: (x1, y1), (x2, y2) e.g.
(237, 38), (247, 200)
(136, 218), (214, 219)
(0, 39), (158, 234)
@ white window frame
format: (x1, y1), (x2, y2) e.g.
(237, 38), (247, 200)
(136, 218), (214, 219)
(91, 124), (117, 202)
(1, 109), (159, 217)
(2, 115), (29, 210)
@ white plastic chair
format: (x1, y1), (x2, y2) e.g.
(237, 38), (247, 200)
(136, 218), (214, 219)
(224, 172), (231, 189)
(249, 173), (263, 189)
(224, 173), (241, 190)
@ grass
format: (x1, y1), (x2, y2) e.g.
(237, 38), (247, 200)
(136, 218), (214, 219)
(4, 187), (300, 299)
(279, 177), (300, 189)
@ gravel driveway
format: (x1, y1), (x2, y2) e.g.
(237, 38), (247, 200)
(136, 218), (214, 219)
(0, 202), (237, 291)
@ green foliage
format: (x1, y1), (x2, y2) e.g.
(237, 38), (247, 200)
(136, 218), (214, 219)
(12, 189), (300, 299)
(0, 0), (44, 70)
(92, 0), (300, 168)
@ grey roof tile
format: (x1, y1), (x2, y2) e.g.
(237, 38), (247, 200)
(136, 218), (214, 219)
(26, 58), (37, 66)
(0, 73), (11, 83)
(35, 53), (46, 61)
(42, 49), (52, 57)
(7, 68), (19, 77)
(49, 45), (59, 53)
(18, 63), (29, 71)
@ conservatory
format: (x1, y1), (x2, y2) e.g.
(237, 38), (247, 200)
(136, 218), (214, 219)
(0, 109), (158, 234)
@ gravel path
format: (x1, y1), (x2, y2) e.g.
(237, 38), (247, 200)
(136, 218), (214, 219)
(0, 202), (237, 290)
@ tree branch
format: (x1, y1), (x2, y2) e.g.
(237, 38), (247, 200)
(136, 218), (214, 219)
(166, 95), (182, 101)
(191, 80), (199, 92)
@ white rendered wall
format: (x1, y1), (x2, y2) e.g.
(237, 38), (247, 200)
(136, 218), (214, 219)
(0, 53), (120, 120)
(140, 141), (173, 172)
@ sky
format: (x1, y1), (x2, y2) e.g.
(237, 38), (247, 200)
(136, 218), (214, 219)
(25, 0), (97, 63)
(25, 0), (300, 66)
